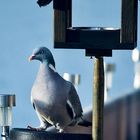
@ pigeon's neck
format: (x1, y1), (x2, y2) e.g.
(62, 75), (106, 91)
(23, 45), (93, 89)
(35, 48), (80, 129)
(40, 62), (56, 74)
(34, 62), (55, 89)
(35, 62), (56, 82)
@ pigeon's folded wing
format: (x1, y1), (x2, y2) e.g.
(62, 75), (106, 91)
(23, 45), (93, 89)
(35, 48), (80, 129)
(67, 83), (83, 119)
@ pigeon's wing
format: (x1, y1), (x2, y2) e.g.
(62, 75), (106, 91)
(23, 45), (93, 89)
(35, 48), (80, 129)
(66, 83), (83, 119)
(31, 96), (52, 128)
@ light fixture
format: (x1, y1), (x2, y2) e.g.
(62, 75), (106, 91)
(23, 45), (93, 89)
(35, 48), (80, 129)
(0, 94), (16, 140)
(63, 73), (80, 90)
(132, 48), (140, 89)
(104, 64), (115, 101)
(132, 48), (140, 62)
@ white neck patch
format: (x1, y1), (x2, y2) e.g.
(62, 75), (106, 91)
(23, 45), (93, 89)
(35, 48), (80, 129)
(49, 64), (56, 72)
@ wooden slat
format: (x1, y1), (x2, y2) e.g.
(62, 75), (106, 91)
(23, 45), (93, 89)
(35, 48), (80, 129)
(54, 42), (134, 50)
(66, 28), (120, 45)
(121, 0), (138, 44)
(53, 0), (138, 53)
(53, 0), (72, 43)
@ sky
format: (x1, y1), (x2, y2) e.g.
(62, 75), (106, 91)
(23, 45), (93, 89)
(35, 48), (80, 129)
(0, 0), (139, 129)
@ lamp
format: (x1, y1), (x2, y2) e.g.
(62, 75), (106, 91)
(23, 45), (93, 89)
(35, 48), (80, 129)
(132, 48), (140, 89)
(63, 73), (80, 90)
(0, 94), (16, 140)
(104, 64), (115, 101)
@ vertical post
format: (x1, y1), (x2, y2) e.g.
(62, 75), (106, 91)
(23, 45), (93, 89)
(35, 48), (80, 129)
(92, 57), (104, 140)
(53, 0), (72, 43)
(121, 0), (138, 45)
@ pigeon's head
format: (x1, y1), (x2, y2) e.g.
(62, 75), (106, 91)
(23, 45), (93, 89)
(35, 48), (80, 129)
(29, 47), (55, 67)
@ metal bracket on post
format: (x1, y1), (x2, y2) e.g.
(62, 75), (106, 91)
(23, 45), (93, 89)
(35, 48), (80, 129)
(93, 57), (104, 140)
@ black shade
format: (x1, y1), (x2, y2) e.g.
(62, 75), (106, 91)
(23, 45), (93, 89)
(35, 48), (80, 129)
(121, 0), (138, 43)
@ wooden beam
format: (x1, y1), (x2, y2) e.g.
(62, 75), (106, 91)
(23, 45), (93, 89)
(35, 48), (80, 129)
(53, 0), (72, 43)
(66, 28), (120, 44)
(85, 49), (112, 57)
(121, 0), (138, 45)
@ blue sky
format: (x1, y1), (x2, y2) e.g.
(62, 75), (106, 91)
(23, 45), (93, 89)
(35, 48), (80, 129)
(0, 0), (139, 128)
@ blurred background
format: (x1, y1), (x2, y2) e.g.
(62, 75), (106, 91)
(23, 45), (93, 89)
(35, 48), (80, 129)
(0, 0), (139, 131)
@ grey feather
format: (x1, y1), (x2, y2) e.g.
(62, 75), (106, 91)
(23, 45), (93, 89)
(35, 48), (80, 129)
(67, 83), (83, 118)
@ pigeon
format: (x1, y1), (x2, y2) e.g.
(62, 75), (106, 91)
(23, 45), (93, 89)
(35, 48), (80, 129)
(37, 0), (52, 7)
(28, 47), (92, 132)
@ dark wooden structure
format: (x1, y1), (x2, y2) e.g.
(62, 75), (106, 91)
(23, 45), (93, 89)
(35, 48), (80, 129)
(53, 0), (138, 56)
(53, 0), (138, 140)
(121, 0), (138, 44)
(10, 129), (92, 140)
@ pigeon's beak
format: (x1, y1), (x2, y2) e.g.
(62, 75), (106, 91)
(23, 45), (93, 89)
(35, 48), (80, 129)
(28, 55), (36, 61)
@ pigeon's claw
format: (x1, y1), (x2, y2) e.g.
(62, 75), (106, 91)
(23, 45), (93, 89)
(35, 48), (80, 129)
(27, 125), (47, 131)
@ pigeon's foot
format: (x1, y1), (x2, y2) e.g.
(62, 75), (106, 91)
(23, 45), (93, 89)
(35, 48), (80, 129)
(27, 125), (47, 131)
(54, 123), (64, 133)
(58, 129), (64, 133)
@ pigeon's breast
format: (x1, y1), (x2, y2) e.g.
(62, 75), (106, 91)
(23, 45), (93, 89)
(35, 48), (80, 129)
(31, 66), (72, 127)
(31, 72), (69, 107)
(32, 83), (72, 127)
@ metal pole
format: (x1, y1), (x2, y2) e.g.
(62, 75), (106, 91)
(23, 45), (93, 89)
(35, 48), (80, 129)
(1, 126), (9, 140)
(92, 57), (104, 140)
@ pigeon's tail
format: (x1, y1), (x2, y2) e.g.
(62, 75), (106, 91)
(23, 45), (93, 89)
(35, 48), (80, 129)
(78, 118), (92, 127)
